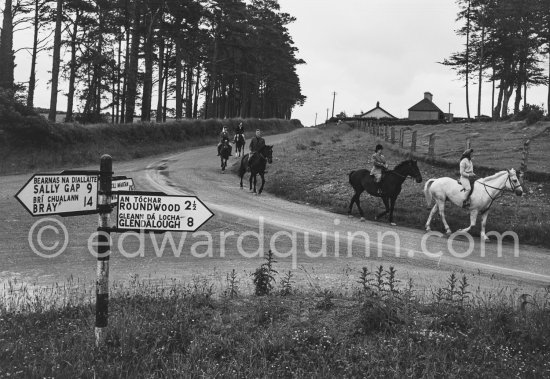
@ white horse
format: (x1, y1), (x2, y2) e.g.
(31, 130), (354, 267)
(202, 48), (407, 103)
(424, 169), (523, 240)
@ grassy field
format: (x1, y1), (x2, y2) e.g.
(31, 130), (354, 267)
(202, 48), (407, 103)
(1, 259), (550, 378)
(0, 118), (302, 175)
(264, 124), (550, 247)
(360, 120), (550, 176)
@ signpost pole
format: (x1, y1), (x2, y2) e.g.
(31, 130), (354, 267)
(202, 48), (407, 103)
(95, 155), (112, 347)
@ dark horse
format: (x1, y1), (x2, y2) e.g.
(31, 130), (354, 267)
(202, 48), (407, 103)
(348, 160), (422, 225)
(234, 133), (245, 157)
(238, 145), (273, 194)
(220, 141), (232, 172)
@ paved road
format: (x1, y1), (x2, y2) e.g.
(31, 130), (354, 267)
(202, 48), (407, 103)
(2, 129), (549, 296)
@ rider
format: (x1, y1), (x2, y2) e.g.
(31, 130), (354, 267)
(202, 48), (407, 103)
(460, 148), (476, 208)
(217, 125), (232, 156)
(248, 128), (265, 165)
(370, 144), (388, 195)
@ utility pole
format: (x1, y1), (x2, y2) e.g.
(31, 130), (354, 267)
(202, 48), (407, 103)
(331, 91), (336, 118)
(448, 102), (451, 114)
(315, 112), (317, 126)
(326, 108), (329, 125)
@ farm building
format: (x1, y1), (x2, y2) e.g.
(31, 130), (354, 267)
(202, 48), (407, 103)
(408, 92), (445, 121)
(357, 101), (397, 119)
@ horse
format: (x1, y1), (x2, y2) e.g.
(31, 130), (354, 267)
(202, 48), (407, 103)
(238, 145), (273, 194)
(234, 133), (245, 157)
(423, 168), (523, 240)
(348, 160), (423, 225)
(220, 141), (232, 172)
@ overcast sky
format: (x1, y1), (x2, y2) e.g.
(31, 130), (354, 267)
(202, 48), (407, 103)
(278, 0), (549, 126)
(11, 0), (549, 125)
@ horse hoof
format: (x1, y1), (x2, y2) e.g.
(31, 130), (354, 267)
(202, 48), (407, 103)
(425, 226), (431, 232)
(390, 222), (396, 226)
(360, 217), (365, 222)
(446, 230), (452, 236)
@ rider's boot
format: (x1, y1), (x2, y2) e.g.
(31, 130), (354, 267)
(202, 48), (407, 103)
(462, 195), (471, 208)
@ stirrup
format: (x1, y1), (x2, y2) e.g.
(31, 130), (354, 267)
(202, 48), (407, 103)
(462, 200), (470, 208)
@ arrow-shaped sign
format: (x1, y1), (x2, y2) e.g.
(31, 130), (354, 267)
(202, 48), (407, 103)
(15, 172), (99, 216)
(115, 192), (214, 232)
(111, 177), (135, 205)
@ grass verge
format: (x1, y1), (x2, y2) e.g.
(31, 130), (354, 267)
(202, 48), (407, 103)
(264, 124), (550, 247)
(0, 118), (302, 175)
(1, 262), (549, 378)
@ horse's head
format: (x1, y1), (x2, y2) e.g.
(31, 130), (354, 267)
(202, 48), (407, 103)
(506, 168), (523, 196)
(262, 145), (273, 164)
(395, 160), (422, 183)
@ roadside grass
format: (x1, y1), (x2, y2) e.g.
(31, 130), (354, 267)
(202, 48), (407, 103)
(1, 263), (550, 378)
(0, 118), (302, 175)
(266, 125), (550, 247)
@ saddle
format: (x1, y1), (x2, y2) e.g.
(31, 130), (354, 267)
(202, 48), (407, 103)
(457, 177), (476, 194)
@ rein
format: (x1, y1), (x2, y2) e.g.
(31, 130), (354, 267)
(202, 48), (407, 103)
(477, 171), (519, 212)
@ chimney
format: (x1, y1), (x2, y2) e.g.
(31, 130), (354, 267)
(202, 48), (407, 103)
(424, 92), (433, 102)
(376, 101), (380, 107)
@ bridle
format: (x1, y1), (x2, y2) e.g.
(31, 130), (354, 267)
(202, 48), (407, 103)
(478, 170), (522, 211)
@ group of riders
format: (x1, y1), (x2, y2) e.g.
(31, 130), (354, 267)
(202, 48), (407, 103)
(217, 124), (476, 208)
(216, 122), (266, 165)
(371, 144), (476, 208)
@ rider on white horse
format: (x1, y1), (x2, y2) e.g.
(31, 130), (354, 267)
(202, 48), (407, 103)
(460, 148), (476, 208)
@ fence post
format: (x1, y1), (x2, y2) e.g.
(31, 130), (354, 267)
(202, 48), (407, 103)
(96, 154), (112, 347)
(520, 139), (530, 180)
(399, 128), (405, 148)
(428, 133), (436, 159)
(411, 130), (417, 153)
(384, 125), (389, 141)
(390, 126), (395, 144)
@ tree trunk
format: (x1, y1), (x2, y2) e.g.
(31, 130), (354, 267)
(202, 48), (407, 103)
(0, 0), (14, 91)
(120, 20), (131, 123)
(156, 37), (165, 122)
(141, 11), (154, 122)
(502, 83), (514, 118)
(27, 0), (40, 107)
(491, 66), (495, 120)
(186, 64), (193, 118)
(65, 12), (80, 122)
(175, 35), (182, 120)
(48, 0), (62, 122)
(477, 25), (484, 118)
(125, 4), (140, 123)
(465, 0), (471, 119)
(193, 65), (200, 118)
(494, 81), (504, 118)
(162, 44), (171, 122)
(116, 27), (122, 123)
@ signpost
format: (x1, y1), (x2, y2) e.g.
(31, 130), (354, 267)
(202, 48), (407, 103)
(115, 192), (214, 232)
(15, 171), (99, 216)
(15, 158), (214, 348)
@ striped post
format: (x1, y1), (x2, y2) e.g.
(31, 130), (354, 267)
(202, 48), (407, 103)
(96, 155), (112, 347)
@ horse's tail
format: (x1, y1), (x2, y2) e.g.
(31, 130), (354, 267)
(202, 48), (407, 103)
(348, 171), (355, 185)
(424, 179), (436, 206)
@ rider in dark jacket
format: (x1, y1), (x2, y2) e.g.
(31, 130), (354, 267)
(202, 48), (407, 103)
(217, 126), (232, 156)
(249, 129), (265, 163)
(234, 122), (245, 144)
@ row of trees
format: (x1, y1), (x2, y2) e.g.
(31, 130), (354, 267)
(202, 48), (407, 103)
(442, 0), (549, 118)
(0, 0), (306, 123)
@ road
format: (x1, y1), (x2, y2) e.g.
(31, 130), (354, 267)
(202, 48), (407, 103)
(2, 129), (550, 298)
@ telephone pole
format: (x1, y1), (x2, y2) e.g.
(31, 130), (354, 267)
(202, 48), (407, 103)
(331, 91), (337, 118)
(326, 108), (329, 125)
(315, 112), (318, 126)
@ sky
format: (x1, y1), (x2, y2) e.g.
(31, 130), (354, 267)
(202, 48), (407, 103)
(278, 0), (549, 126)
(9, 0), (550, 125)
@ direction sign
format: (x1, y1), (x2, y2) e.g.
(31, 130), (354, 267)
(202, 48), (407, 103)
(15, 172), (99, 216)
(116, 192), (214, 232)
(111, 177), (135, 205)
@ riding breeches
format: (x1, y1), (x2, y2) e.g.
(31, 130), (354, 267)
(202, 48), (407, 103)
(371, 169), (382, 182)
(460, 176), (471, 192)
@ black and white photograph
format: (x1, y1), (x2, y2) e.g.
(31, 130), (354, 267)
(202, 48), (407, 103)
(1, 0), (550, 377)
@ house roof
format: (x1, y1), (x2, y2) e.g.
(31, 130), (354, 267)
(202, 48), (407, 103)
(408, 98), (443, 113)
(360, 102), (397, 119)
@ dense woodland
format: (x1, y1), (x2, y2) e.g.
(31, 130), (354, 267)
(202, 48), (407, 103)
(443, 0), (550, 119)
(0, 0), (306, 123)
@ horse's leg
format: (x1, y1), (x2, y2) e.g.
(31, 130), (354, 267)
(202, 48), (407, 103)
(388, 196), (397, 226)
(347, 192), (358, 217)
(354, 190), (366, 221)
(436, 199), (452, 235)
(375, 197), (390, 221)
(249, 173), (254, 192)
(459, 209), (479, 234)
(258, 173), (265, 195)
(253, 174), (258, 193)
(425, 204), (439, 232)
(480, 210), (490, 241)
